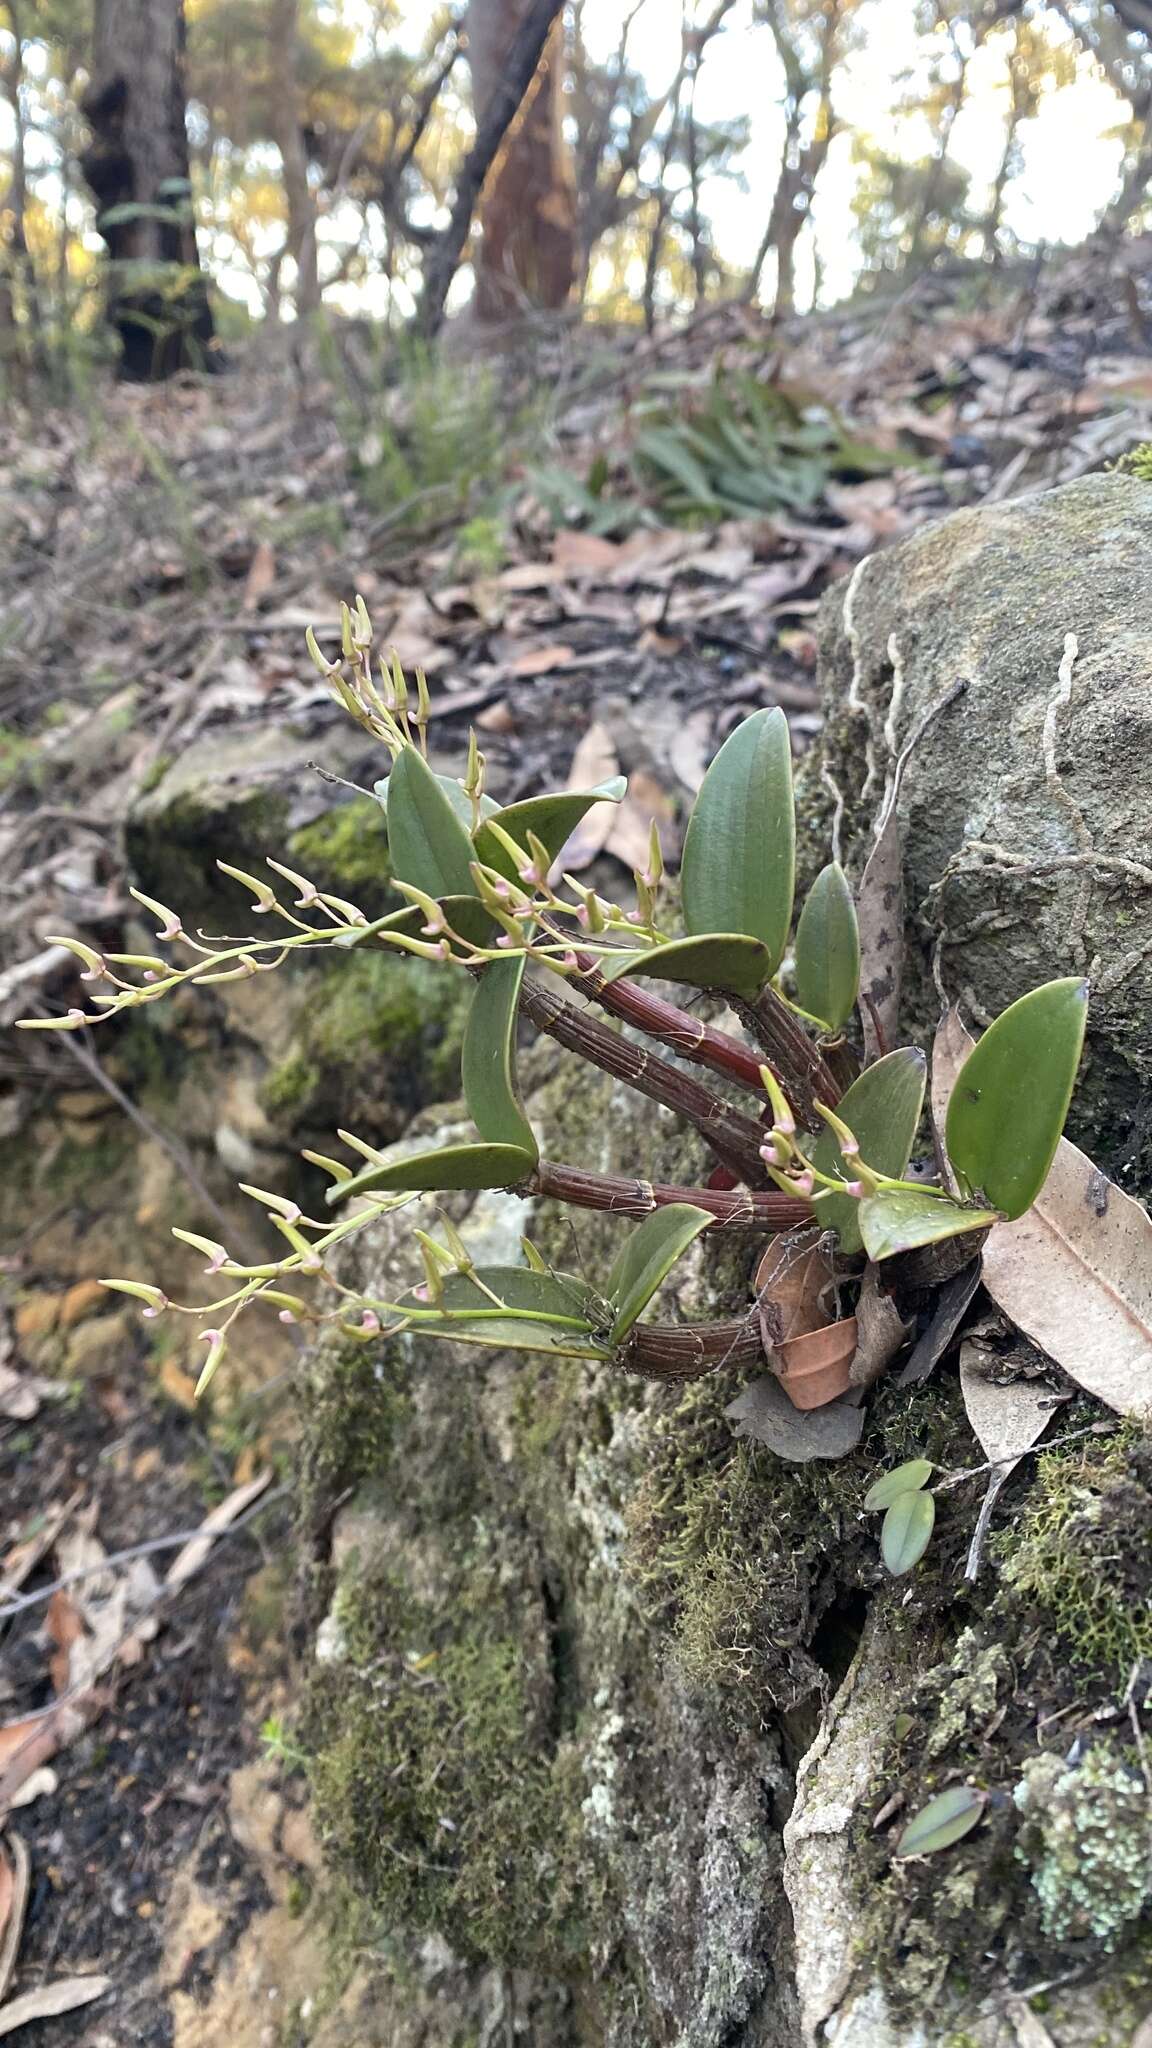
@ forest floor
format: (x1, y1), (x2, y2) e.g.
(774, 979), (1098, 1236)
(2, 242), (1152, 2043)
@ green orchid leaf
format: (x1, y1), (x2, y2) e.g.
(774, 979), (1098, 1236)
(793, 863), (861, 1032)
(461, 956), (537, 1158)
(945, 978), (1089, 1220)
(863, 1458), (935, 1511)
(894, 1784), (986, 1859)
(473, 781), (627, 882)
(858, 1190), (999, 1264)
(811, 1048), (927, 1255)
(385, 1266), (607, 1357)
(680, 707), (795, 969)
(880, 1488), (936, 1575)
(328, 1141), (536, 1204)
(375, 771), (499, 830)
(602, 933), (773, 1000)
(383, 747), (480, 901)
(606, 1203), (713, 1345)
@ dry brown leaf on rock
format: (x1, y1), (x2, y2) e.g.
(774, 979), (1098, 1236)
(851, 1265), (912, 1388)
(980, 1137), (1152, 1421)
(755, 1236), (837, 1349)
(241, 539), (277, 611)
(0, 1975), (111, 2034)
(669, 710), (713, 794)
(725, 1376), (864, 1463)
(955, 1318), (1065, 1589)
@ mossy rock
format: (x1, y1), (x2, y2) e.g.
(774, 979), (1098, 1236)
(814, 469), (1152, 1183)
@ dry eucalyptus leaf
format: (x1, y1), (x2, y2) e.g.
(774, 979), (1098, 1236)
(164, 1469), (272, 1591)
(851, 1264), (913, 1387)
(553, 722), (622, 873)
(0, 1975), (111, 2034)
(725, 1376), (864, 1462)
(959, 1334), (1058, 1581)
(980, 1135), (1152, 1420)
(604, 768), (676, 873)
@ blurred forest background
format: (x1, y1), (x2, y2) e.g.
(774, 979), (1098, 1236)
(2, 0), (1152, 391)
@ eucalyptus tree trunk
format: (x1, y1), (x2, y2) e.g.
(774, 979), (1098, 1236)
(80, 0), (215, 380)
(465, 0), (576, 321)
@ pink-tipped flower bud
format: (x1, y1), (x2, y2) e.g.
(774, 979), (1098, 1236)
(278, 1309), (297, 1324)
(360, 1310), (381, 1333)
(789, 1170), (816, 1199)
(842, 1180), (865, 1199)
(413, 1284), (429, 1303)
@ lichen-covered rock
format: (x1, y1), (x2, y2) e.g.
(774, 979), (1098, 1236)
(814, 470), (1152, 1177)
(293, 476), (1152, 2046)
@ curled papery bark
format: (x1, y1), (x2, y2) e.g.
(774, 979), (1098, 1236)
(618, 1317), (765, 1381)
(528, 1159), (812, 1232)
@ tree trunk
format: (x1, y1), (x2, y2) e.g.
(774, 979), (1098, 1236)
(465, 0), (576, 322)
(79, 0), (215, 381)
(269, 0), (321, 320)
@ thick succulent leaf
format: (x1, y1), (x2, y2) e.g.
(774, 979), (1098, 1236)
(472, 782), (626, 882)
(859, 1189), (999, 1264)
(386, 1265), (607, 1357)
(328, 1141), (536, 1204)
(602, 933), (773, 1000)
(606, 1203), (713, 1345)
(894, 1784), (986, 1858)
(461, 956), (537, 1158)
(375, 771), (499, 829)
(792, 862), (861, 1031)
(811, 1048), (927, 1255)
(945, 978), (1089, 1220)
(880, 1488), (936, 1575)
(680, 708), (795, 968)
(383, 747), (480, 901)
(863, 1459), (934, 1511)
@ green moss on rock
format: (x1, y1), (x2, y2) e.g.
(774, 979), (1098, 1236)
(260, 951), (469, 1138)
(287, 796), (392, 909)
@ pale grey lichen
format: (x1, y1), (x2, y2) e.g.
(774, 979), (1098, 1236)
(1013, 1745), (1152, 1946)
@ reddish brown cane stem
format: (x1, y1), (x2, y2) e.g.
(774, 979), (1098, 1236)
(526, 1159), (812, 1231)
(550, 935), (770, 1095)
(517, 975), (769, 1184)
(729, 985), (843, 1130)
(618, 1317), (765, 1380)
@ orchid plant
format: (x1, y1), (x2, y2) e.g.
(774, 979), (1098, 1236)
(19, 599), (1088, 1397)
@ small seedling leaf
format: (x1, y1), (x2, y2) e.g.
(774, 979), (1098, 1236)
(606, 1204), (713, 1344)
(859, 1189), (999, 1264)
(384, 747), (480, 901)
(681, 708), (795, 968)
(473, 782), (626, 882)
(328, 1142), (536, 1203)
(603, 933), (773, 999)
(893, 1783), (986, 1858)
(461, 956), (537, 1158)
(811, 1048), (927, 1255)
(945, 978), (1089, 1219)
(793, 863), (861, 1031)
(880, 1488), (936, 1575)
(864, 1459), (934, 1511)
